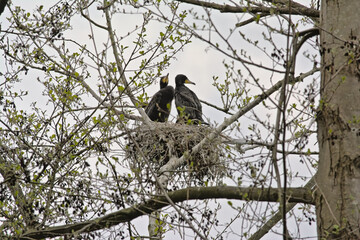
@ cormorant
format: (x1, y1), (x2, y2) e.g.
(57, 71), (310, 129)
(145, 74), (174, 122)
(175, 74), (205, 124)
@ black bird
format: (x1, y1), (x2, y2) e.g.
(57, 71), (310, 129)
(175, 74), (205, 124)
(145, 74), (174, 122)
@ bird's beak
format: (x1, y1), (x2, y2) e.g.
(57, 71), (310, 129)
(162, 74), (169, 83)
(185, 79), (196, 85)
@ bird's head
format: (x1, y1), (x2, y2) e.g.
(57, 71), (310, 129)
(160, 73), (169, 89)
(175, 74), (195, 86)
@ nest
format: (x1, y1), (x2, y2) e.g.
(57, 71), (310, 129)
(126, 122), (227, 184)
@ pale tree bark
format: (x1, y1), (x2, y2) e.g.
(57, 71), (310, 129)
(317, 0), (360, 238)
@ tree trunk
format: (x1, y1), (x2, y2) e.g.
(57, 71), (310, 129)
(317, 0), (360, 238)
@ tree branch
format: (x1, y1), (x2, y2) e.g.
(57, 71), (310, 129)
(175, 0), (319, 18)
(249, 175), (316, 240)
(200, 99), (234, 115)
(158, 67), (319, 182)
(20, 185), (314, 239)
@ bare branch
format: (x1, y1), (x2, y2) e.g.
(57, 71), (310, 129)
(20, 185), (314, 239)
(158, 68), (319, 182)
(175, 0), (319, 18)
(249, 175), (316, 240)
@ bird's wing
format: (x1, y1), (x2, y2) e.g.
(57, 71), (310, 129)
(189, 89), (202, 111)
(175, 87), (201, 119)
(145, 92), (162, 116)
(175, 90), (194, 107)
(176, 88), (200, 109)
(188, 90), (203, 120)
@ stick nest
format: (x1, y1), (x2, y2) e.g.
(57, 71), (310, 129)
(126, 122), (227, 184)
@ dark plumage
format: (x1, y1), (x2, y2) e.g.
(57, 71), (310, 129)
(175, 74), (205, 124)
(145, 74), (174, 122)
